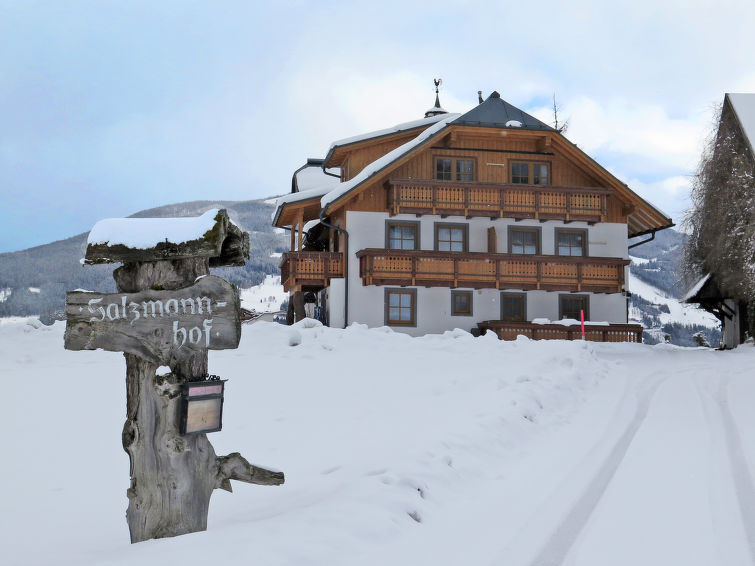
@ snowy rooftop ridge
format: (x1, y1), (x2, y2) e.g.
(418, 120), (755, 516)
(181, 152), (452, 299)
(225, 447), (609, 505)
(327, 113), (453, 153)
(88, 208), (221, 249)
(321, 113), (460, 209)
(682, 273), (711, 302)
(728, 93), (755, 152)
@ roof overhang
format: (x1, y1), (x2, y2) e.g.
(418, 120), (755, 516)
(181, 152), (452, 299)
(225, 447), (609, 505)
(273, 195), (323, 228)
(549, 133), (674, 237)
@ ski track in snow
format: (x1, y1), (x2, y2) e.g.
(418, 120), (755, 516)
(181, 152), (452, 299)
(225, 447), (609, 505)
(714, 376), (755, 564)
(523, 375), (667, 566)
(499, 367), (755, 566)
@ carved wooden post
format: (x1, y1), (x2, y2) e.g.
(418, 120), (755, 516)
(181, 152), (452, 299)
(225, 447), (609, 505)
(64, 210), (284, 543)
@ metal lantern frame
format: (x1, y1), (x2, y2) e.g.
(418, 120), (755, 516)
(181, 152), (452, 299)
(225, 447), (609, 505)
(179, 376), (227, 436)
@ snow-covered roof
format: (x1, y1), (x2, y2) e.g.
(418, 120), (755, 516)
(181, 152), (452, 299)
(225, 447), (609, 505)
(326, 113), (452, 156)
(88, 208), (221, 249)
(302, 219), (321, 233)
(294, 165), (340, 193)
(321, 113), (460, 209)
(275, 186), (334, 208)
(728, 93), (755, 152)
(682, 273), (711, 302)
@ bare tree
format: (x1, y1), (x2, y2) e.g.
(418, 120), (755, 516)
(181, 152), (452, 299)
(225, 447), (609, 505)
(552, 93), (569, 134)
(683, 101), (755, 337)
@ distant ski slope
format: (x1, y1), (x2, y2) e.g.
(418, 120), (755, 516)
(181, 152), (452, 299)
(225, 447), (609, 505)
(628, 259), (718, 329)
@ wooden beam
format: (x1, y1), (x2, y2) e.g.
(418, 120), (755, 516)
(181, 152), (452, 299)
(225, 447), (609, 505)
(536, 135), (552, 152)
(297, 211), (304, 251)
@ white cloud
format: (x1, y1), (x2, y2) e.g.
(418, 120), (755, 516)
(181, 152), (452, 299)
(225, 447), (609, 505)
(286, 68), (469, 157)
(531, 96), (713, 172)
(619, 174), (692, 228)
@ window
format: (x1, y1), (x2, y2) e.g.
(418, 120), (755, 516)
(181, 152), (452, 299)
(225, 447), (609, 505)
(555, 229), (587, 256)
(435, 223), (468, 252)
(435, 157), (475, 182)
(508, 227), (541, 255)
(456, 159), (474, 181)
(511, 161), (549, 185)
(436, 158), (452, 180)
(451, 291), (472, 316)
(501, 293), (526, 322)
(559, 294), (589, 321)
(385, 289), (417, 326)
(386, 221), (419, 250)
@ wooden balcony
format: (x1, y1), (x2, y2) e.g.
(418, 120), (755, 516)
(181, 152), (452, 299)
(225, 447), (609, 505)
(356, 249), (628, 293)
(387, 178), (609, 222)
(478, 321), (643, 343)
(280, 252), (344, 292)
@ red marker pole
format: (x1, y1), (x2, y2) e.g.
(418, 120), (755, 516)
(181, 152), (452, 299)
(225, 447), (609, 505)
(580, 309), (585, 340)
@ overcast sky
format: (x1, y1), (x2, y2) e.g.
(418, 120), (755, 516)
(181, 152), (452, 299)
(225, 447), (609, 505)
(2, 0), (754, 252)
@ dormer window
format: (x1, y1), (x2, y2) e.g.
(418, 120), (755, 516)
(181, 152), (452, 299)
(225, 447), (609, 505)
(435, 158), (475, 182)
(511, 161), (549, 185)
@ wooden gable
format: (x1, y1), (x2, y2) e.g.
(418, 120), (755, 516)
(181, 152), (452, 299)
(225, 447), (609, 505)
(325, 125), (671, 235)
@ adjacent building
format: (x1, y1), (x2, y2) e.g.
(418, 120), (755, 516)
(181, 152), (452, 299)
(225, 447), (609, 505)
(684, 93), (755, 348)
(273, 89), (673, 340)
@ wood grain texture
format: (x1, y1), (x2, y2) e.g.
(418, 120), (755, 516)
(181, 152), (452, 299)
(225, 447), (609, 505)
(111, 259), (283, 544)
(64, 275), (240, 365)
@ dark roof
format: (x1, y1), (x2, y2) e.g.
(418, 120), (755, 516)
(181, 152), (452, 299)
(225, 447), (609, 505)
(452, 91), (555, 131)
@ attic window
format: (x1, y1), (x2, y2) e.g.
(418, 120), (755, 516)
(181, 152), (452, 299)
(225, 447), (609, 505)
(435, 158), (475, 182)
(511, 162), (549, 185)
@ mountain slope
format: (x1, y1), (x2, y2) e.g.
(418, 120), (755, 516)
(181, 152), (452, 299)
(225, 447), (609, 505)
(0, 199), (288, 320)
(627, 229), (720, 346)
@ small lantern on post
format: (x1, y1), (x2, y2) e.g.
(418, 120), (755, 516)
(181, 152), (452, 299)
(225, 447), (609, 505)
(180, 377), (227, 436)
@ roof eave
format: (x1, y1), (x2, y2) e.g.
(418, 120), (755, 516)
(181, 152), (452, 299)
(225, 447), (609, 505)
(322, 123), (454, 216)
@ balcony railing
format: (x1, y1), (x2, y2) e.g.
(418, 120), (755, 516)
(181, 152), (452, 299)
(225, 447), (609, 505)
(387, 178), (609, 222)
(356, 249), (628, 293)
(478, 321), (643, 343)
(280, 252), (344, 292)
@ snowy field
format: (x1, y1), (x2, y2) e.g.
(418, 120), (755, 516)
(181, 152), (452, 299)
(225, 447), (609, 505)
(1, 318), (754, 565)
(239, 275), (287, 313)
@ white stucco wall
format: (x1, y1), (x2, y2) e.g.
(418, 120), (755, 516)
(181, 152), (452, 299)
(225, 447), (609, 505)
(335, 211), (629, 336)
(326, 279), (346, 329)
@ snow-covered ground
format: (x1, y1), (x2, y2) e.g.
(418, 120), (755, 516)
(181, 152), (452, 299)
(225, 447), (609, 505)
(239, 275), (287, 313)
(2, 319), (754, 565)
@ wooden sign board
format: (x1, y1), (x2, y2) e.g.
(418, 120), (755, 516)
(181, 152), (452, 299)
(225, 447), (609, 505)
(64, 275), (240, 364)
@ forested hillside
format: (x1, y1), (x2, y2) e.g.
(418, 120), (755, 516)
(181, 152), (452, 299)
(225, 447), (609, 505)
(0, 199), (288, 322)
(628, 229), (721, 346)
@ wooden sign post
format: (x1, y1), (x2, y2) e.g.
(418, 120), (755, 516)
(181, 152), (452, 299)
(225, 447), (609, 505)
(64, 209), (284, 543)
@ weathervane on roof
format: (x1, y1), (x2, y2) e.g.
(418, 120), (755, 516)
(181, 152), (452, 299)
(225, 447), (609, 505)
(425, 78), (448, 118)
